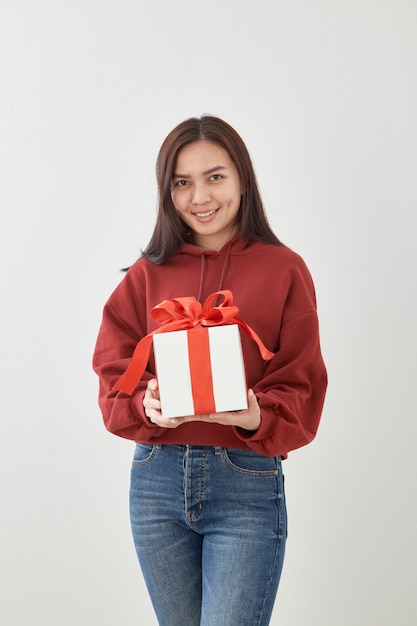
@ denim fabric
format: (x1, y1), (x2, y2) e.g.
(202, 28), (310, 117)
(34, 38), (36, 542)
(130, 444), (287, 626)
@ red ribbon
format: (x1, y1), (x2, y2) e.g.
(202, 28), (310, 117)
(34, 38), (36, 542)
(187, 325), (216, 414)
(113, 290), (274, 395)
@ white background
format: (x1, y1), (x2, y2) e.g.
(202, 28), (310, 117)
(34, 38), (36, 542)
(1, 1), (416, 624)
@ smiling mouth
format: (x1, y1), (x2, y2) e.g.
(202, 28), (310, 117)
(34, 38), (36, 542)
(193, 208), (219, 218)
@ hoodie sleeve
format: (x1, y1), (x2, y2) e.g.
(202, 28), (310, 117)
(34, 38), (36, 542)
(233, 260), (328, 458)
(92, 272), (167, 441)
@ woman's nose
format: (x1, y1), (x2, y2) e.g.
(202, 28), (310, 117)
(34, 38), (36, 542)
(191, 183), (211, 205)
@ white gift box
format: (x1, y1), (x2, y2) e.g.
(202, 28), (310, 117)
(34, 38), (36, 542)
(153, 324), (248, 418)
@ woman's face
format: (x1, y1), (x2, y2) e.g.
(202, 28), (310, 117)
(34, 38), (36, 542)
(171, 140), (242, 251)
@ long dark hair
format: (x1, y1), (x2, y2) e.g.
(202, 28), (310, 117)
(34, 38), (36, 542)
(142, 115), (282, 264)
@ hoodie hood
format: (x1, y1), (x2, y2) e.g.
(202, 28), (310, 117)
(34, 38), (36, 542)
(176, 237), (249, 302)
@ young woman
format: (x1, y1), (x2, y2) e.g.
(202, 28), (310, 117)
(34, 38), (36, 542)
(93, 116), (327, 625)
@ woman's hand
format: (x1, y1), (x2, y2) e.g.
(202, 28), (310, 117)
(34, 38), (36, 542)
(143, 379), (202, 429)
(196, 389), (261, 431)
(143, 379), (260, 432)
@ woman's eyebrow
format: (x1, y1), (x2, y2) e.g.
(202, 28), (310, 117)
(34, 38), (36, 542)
(172, 165), (227, 178)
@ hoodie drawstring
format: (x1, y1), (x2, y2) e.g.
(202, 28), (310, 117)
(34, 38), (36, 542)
(197, 254), (206, 303)
(197, 239), (233, 304)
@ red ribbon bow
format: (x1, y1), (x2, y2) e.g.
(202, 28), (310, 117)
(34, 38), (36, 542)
(113, 290), (274, 395)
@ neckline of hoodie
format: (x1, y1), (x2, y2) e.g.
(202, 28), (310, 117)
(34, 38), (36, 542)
(177, 239), (281, 257)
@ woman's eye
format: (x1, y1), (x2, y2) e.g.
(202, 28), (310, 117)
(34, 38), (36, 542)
(211, 174), (223, 181)
(175, 179), (188, 187)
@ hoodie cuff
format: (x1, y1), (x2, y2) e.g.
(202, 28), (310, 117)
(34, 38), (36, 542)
(130, 389), (164, 432)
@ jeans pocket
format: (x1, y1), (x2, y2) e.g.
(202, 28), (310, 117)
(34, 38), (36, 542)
(223, 448), (280, 477)
(132, 443), (157, 466)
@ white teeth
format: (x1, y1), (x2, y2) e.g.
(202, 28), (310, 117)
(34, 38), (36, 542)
(195, 209), (217, 218)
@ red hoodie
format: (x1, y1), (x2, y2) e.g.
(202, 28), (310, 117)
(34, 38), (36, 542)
(92, 239), (327, 457)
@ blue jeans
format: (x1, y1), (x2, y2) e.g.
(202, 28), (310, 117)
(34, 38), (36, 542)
(130, 444), (287, 626)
